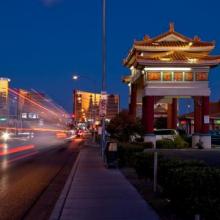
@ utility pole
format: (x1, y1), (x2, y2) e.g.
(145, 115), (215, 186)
(101, 0), (107, 157)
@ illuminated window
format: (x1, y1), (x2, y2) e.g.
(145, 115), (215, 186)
(163, 72), (172, 81)
(196, 72), (208, 81)
(185, 72), (193, 81)
(174, 72), (183, 81)
(147, 72), (161, 81)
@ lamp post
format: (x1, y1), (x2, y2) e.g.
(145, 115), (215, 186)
(101, 0), (107, 157)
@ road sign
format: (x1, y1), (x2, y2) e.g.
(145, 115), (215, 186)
(99, 91), (107, 118)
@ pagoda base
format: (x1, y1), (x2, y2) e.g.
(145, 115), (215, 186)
(192, 134), (200, 148)
(200, 134), (211, 149)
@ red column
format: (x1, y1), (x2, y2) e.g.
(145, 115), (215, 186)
(167, 98), (177, 129)
(172, 98), (178, 129)
(201, 96), (210, 133)
(194, 96), (202, 133)
(129, 83), (137, 118)
(142, 96), (154, 133)
(188, 119), (192, 134)
(167, 103), (172, 129)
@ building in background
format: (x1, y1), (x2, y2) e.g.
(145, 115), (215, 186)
(179, 101), (220, 134)
(73, 90), (120, 124)
(0, 78), (10, 122)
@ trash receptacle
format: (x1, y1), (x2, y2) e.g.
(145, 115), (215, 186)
(104, 141), (118, 168)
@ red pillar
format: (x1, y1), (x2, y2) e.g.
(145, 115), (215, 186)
(167, 98), (177, 129)
(201, 96), (210, 133)
(194, 96), (202, 133)
(188, 119), (192, 134)
(172, 98), (178, 129)
(167, 103), (172, 129)
(142, 96), (154, 133)
(129, 84), (137, 118)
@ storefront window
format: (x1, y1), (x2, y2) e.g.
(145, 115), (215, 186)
(147, 72), (161, 81)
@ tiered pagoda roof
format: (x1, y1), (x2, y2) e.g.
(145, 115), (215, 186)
(124, 23), (220, 68)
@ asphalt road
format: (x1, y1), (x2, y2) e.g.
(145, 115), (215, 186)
(0, 138), (80, 220)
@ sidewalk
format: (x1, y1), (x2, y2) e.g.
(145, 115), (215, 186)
(50, 145), (160, 220)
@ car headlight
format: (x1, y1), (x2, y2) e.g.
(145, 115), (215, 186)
(2, 132), (10, 141)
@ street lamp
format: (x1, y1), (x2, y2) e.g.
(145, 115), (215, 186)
(101, 0), (107, 157)
(72, 75), (78, 80)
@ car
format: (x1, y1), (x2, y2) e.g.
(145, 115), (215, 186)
(154, 129), (178, 141)
(76, 129), (84, 138)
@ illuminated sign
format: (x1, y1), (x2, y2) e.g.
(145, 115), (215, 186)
(185, 72), (193, 81)
(147, 72), (161, 81)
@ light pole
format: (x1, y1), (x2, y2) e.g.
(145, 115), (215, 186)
(101, 0), (107, 157)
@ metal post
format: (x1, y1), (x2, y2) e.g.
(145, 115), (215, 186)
(101, 0), (106, 157)
(195, 214), (200, 220)
(153, 151), (158, 193)
(102, 0), (106, 91)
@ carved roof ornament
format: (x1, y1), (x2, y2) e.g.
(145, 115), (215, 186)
(143, 35), (151, 42)
(169, 22), (175, 32)
(194, 35), (201, 42)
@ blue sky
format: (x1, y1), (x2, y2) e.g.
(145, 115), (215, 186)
(0, 0), (220, 112)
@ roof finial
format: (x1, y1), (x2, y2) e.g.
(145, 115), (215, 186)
(143, 35), (151, 42)
(169, 22), (175, 32)
(193, 35), (201, 42)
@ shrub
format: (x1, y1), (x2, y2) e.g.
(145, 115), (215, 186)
(162, 167), (220, 219)
(134, 152), (163, 178)
(133, 153), (220, 219)
(117, 143), (146, 167)
(174, 135), (189, 148)
(156, 139), (175, 149)
(133, 141), (154, 148)
(182, 135), (192, 147)
(158, 158), (207, 187)
(156, 136), (189, 149)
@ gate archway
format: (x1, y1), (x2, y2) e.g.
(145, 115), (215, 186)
(123, 23), (220, 148)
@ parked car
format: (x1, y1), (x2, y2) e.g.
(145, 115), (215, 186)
(154, 129), (178, 141)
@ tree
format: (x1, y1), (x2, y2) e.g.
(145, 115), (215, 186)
(107, 110), (144, 142)
(154, 117), (167, 129)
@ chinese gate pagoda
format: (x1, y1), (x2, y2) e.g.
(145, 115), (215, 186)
(123, 23), (220, 148)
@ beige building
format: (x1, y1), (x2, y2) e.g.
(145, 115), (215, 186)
(73, 90), (119, 123)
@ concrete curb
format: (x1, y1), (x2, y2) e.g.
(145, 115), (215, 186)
(49, 151), (81, 220)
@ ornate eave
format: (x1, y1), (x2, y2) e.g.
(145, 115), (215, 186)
(123, 23), (218, 68)
(122, 75), (131, 84)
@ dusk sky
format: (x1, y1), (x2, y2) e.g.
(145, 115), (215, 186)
(0, 0), (220, 112)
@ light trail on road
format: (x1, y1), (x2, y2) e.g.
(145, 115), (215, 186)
(0, 144), (35, 156)
(0, 140), (79, 220)
(9, 88), (59, 117)
(0, 126), (69, 133)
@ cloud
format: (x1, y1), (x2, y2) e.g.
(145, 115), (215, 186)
(41, 0), (62, 7)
